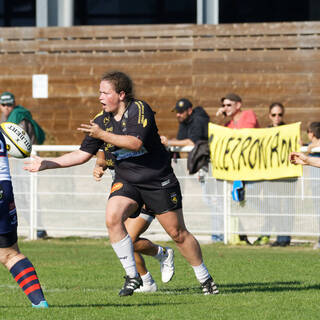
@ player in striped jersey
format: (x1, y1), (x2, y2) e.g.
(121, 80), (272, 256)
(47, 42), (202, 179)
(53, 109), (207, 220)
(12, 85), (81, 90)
(0, 131), (48, 308)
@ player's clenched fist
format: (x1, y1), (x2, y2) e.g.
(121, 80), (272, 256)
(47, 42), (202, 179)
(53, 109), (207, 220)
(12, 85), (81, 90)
(93, 165), (104, 181)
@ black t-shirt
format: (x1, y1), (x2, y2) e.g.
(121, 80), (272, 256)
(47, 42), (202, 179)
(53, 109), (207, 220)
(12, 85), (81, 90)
(177, 106), (209, 143)
(80, 99), (177, 189)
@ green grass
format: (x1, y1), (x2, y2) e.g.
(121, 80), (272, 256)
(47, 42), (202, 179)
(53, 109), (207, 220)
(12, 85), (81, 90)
(1, 238), (320, 320)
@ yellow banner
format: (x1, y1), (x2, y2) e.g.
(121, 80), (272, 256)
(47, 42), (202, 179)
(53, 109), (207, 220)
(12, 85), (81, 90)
(208, 122), (302, 181)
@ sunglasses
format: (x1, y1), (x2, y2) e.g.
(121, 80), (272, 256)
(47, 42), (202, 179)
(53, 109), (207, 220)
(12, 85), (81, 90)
(271, 113), (283, 117)
(222, 104), (233, 107)
(0, 103), (13, 107)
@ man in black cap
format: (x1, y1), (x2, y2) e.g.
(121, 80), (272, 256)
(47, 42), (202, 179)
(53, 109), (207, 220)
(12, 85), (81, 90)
(161, 98), (210, 148)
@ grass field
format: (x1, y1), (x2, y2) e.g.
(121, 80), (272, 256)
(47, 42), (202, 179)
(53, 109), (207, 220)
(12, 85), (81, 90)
(0, 238), (320, 320)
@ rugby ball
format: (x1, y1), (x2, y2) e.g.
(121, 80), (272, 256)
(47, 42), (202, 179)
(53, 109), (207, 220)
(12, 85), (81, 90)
(0, 122), (32, 158)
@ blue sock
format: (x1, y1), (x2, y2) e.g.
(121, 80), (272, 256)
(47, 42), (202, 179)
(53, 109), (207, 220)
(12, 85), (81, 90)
(10, 258), (46, 305)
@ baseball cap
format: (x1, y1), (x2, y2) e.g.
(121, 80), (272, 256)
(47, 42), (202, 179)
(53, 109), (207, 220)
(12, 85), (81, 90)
(0, 92), (15, 105)
(172, 98), (192, 112)
(221, 93), (242, 103)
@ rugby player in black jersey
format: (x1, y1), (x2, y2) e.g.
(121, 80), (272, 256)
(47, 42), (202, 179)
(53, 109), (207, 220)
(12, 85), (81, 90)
(93, 149), (175, 292)
(24, 71), (219, 296)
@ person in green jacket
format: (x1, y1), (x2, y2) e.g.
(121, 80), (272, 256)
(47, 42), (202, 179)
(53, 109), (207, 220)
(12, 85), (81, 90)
(0, 92), (45, 145)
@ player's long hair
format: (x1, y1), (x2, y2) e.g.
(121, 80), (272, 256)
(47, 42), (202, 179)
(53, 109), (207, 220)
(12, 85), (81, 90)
(101, 71), (134, 104)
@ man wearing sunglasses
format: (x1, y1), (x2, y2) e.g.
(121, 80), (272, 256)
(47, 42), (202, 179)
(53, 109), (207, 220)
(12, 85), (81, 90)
(216, 93), (259, 129)
(216, 93), (260, 245)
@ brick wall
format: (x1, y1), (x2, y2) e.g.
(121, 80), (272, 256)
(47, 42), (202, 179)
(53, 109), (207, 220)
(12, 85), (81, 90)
(0, 22), (319, 144)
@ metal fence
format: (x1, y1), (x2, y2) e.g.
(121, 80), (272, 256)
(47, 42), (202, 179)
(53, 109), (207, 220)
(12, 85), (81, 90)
(9, 145), (320, 243)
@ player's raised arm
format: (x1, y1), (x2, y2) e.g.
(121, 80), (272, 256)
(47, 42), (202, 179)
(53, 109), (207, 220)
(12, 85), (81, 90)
(23, 149), (93, 172)
(289, 151), (320, 168)
(78, 120), (142, 151)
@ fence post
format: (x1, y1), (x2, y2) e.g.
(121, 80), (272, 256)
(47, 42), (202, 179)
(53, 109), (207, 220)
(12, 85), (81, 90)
(223, 180), (228, 244)
(29, 148), (38, 240)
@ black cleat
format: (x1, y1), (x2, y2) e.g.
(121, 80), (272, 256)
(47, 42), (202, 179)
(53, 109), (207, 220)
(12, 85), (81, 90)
(119, 275), (142, 297)
(201, 277), (219, 295)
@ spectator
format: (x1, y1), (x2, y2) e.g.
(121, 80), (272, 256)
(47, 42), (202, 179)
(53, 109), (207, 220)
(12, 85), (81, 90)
(0, 91), (45, 145)
(0, 91), (47, 239)
(254, 102), (286, 246)
(264, 103), (292, 247)
(160, 98), (209, 148)
(306, 122), (320, 249)
(216, 93), (260, 129)
(216, 93), (260, 245)
(306, 122), (320, 156)
(160, 99), (225, 242)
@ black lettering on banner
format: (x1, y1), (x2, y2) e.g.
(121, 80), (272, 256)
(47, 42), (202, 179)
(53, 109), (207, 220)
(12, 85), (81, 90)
(223, 137), (234, 171)
(259, 136), (272, 169)
(280, 139), (287, 164)
(209, 125), (300, 176)
(248, 138), (259, 169)
(238, 137), (251, 170)
(213, 135), (221, 169)
(230, 137), (242, 170)
(218, 137), (226, 170)
(270, 132), (280, 168)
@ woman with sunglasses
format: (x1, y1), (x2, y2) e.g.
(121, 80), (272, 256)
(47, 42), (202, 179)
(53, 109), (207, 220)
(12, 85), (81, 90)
(268, 102), (285, 127)
(254, 102), (289, 246)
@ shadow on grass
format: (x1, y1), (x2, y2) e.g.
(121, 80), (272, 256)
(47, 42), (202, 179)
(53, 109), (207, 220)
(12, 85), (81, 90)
(221, 281), (320, 293)
(0, 301), (185, 308)
(159, 281), (320, 295)
(44, 301), (184, 308)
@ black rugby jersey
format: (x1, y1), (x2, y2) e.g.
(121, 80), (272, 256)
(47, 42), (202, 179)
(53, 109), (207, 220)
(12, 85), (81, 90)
(80, 99), (176, 188)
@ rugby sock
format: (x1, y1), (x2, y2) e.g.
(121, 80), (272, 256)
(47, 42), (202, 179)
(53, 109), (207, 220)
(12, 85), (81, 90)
(111, 234), (138, 278)
(191, 262), (211, 283)
(153, 246), (167, 261)
(141, 271), (154, 286)
(10, 258), (46, 305)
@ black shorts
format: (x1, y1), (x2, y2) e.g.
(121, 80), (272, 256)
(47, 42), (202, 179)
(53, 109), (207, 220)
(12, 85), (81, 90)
(0, 230), (17, 248)
(109, 179), (183, 217)
(0, 180), (18, 234)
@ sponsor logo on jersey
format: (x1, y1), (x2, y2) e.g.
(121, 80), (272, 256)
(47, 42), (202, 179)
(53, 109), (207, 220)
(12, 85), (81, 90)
(112, 146), (148, 160)
(143, 118), (148, 127)
(104, 143), (114, 151)
(111, 182), (123, 193)
(161, 179), (170, 187)
(170, 192), (178, 205)
(103, 116), (110, 124)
